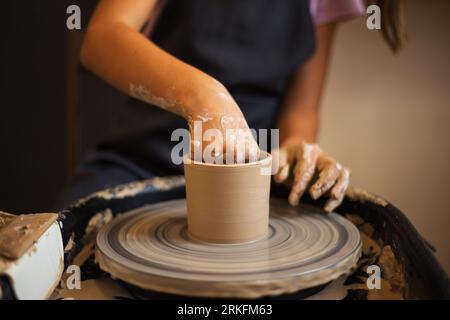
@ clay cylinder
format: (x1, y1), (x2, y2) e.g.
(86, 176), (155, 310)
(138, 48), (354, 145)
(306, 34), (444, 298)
(184, 153), (272, 244)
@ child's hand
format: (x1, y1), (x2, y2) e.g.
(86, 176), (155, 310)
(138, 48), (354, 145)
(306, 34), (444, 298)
(187, 80), (260, 164)
(272, 138), (350, 212)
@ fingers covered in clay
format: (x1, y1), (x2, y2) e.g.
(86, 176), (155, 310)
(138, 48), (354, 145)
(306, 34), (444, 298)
(309, 157), (340, 200)
(229, 128), (260, 164)
(187, 86), (261, 164)
(272, 148), (289, 182)
(288, 144), (320, 206)
(274, 139), (351, 212)
(324, 167), (350, 212)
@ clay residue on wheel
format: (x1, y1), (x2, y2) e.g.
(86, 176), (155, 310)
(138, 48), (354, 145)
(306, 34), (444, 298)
(378, 245), (406, 293)
(344, 213), (405, 300)
(84, 209), (113, 236)
(72, 176), (185, 208)
(64, 209), (114, 265)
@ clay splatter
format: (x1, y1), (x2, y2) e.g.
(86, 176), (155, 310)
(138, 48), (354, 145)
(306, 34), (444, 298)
(72, 176), (185, 208)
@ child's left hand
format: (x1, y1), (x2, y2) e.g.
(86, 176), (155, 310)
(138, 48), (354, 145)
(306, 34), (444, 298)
(272, 138), (350, 212)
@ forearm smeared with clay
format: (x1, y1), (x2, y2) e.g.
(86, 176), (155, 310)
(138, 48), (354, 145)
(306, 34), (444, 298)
(273, 23), (350, 212)
(80, 0), (259, 163)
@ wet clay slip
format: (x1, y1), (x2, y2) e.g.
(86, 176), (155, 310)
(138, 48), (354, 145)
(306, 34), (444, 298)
(183, 153), (272, 244)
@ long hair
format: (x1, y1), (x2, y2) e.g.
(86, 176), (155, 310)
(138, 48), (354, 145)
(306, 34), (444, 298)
(367, 0), (407, 53)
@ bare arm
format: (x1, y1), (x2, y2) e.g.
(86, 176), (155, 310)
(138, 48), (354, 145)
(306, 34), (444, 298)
(81, 0), (259, 163)
(274, 23), (351, 212)
(81, 0), (218, 118)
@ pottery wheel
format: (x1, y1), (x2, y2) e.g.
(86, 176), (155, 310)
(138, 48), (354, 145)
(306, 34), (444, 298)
(95, 198), (361, 298)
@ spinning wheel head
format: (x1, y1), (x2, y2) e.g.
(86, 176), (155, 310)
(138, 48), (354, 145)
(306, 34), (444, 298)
(95, 198), (361, 298)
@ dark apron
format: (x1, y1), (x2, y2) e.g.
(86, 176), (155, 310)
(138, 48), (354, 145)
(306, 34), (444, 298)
(58, 0), (315, 207)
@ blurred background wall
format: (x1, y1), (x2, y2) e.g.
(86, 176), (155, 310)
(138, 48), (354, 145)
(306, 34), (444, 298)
(1, 1), (68, 213)
(320, 0), (450, 273)
(0, 1), (449, 274)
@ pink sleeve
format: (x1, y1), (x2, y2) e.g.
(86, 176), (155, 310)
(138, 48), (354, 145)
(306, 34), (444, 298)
(310, 0), (365, 25)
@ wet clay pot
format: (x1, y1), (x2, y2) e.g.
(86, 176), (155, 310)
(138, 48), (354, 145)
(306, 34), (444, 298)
(184, 153), (272, 244)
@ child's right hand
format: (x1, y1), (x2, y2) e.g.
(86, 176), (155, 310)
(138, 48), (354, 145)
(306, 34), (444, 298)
(187, 79), (260, 164)
(79, 0), (259, 165)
